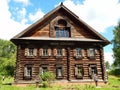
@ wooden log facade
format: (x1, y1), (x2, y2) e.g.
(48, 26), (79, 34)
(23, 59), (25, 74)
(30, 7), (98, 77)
(11, 3), (110, 84)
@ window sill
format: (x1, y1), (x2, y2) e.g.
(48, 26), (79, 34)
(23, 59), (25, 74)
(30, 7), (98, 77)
(25, 56), (35, 58)
(24, 76), (32, 80)
(88, 56), (95, 60)
(76, 76), (83, 79)
(74, 56), (83, 59)
(56, 76), (63, 79)
(41, 56), (49, 58)
(55, 55), (64, 58)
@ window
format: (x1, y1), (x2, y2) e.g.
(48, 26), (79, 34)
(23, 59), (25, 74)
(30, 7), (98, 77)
(39, 48), (51, 57)
(25, 48), (37, 57)
(89, 65), (97, 78)
(89, 48), (95, 57)
(39, 65), (48, 74)
(43, 48), (48, 56)
(55, 29), (69, 37)
(53, 48), (65, 58)
(87, 48), (95, 59)
(24, 65), (32, 80)
(75, 65), (84, 79)
(74, 48), (84, 59)
(29, 48), (34, 56)
(56, 67), (63, 78)
(57, 48), (62, 56)
(76, 48), (82, 57)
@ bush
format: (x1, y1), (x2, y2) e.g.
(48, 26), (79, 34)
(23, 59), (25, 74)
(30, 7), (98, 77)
(40, 71), (55, 87)
(109, 69), (120, 76)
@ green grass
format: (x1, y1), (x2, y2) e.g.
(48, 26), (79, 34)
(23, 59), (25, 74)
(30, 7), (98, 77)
(0, 75), (120, 90)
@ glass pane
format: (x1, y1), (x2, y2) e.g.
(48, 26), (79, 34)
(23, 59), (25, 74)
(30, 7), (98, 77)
(57, 48), (62, 56)
(76, 48), (81, 56)
(43, 48), (48, 56)
(42, 67), (47, 74)
(90, 48), (95, 56)
(29, 48), (34, 56)
(56, 30), (59, 37)
(65, 30), (69, 37)
(57, 68), (62, 77)
(78, 67), (82, 76)
(27, 67), (32, 76)
(55, 29), (69, 37)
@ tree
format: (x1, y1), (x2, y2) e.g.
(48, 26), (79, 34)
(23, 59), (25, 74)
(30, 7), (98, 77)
(112, 21), (120, 66)
(105, 61), (110, 70)
(0, 39), (16, 76)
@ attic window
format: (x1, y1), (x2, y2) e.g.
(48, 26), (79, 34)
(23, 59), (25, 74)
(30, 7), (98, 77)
(55, 19), (70, 37)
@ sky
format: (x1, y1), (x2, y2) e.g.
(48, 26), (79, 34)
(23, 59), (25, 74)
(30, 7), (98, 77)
(0, 0), (120, 65)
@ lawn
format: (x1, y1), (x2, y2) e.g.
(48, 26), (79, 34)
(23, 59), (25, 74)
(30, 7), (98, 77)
(0, 75), (120, 90)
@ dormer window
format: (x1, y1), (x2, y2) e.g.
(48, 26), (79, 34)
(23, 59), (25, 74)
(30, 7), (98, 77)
(55, 19), (70, 37)
(55, 29), (69, 37)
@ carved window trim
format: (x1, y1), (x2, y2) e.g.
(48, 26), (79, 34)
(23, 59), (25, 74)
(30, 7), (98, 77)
(89, 64), (97, 78)
(54, 19), (71, 38)
(73, 48), (85, 59)
(75, 65), (84, 79)
(53, 48), (66, 58)
(87, 48), (96, 59)
(24, 48), (37, 58)
(39, 65), (48, 75)
(39, 48), (51, 58)
(56, 65), (63, 79)
(24, 64), (32, 80)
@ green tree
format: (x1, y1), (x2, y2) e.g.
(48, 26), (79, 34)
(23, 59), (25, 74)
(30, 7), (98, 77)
(105, 61), (110, 70)
(112, 21), (120, 66)
(0, 39), (16, 76)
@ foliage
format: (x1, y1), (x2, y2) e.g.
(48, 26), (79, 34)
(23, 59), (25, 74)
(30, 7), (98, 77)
(105, 61), (110, 70)
(112, 21), (120, 66)
(0, 39), (16, 76)
(40, 71), (55, 87)
(109, 69), (120, 76)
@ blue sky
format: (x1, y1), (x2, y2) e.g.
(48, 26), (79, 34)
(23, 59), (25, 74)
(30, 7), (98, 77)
(0, 0), (120, 64)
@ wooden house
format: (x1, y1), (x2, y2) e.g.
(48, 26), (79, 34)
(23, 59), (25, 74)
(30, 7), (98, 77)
(11, 3), (110, 84)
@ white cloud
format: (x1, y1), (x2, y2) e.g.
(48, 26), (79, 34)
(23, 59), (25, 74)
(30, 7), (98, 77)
(63, 0), (120, 32)
(0, 0), (30, 40)
(13, 0), (30, 6)
(104, 52), (114, 65)
(0, 0), (45, 40)
(28, 9), (45, 22)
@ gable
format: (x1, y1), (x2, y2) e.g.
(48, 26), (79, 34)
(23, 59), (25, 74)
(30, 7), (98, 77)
(11, 3), (110, 46)
(21, 14), (102, 40)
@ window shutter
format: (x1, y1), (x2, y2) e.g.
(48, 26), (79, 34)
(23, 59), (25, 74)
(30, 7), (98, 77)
(75, 67), (78, 76)
(34, 48), (37, 56)
(62, 48), (66, 56)
(81, 49), (85, 57)
(48, 48), (51, 56)
(39, 48), (43, 56)
(73, 49), (76, 57)
(39, 67), (43, 75)
(53, 48), (57, 56)
(95, 49), (98, 55)
(25, 48), (29, 56)
(24, 66), (27, 76)
(89, 67), (92, 76)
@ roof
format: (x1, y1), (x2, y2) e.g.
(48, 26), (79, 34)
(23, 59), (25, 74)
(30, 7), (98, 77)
(15, 37), (104, 42)
(11, 3), (110, 46)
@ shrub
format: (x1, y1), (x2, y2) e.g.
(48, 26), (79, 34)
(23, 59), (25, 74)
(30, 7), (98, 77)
(40, 71), (55, 87)
(109, 69), (120, 76)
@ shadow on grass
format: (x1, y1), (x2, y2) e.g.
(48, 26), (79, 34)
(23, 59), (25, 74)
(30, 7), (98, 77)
(2, 83), (12, 85)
